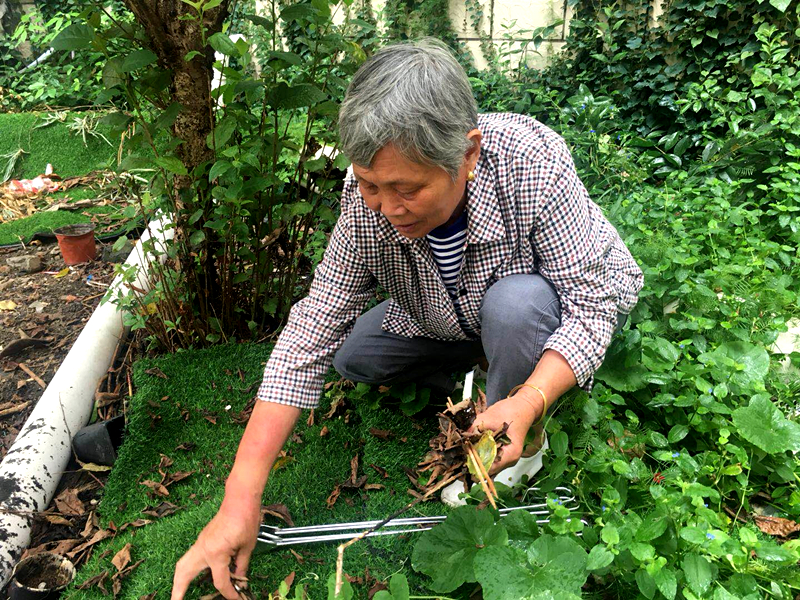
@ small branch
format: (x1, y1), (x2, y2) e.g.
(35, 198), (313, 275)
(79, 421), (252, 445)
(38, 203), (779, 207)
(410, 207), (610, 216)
(334, 473), (460, 596)
(18, 362), (46, 389)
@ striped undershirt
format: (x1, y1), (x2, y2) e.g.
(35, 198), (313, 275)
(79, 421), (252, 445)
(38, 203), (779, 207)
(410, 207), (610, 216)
(426, 209), (468, 297)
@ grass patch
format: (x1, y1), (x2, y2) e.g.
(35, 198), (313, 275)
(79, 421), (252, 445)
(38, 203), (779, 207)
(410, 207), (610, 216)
(0, 113), (117, 179)
(65, 343), (458, 600)
(0, 205), (121, 246)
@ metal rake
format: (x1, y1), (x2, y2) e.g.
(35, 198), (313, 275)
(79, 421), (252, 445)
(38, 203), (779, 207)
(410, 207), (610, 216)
(256, 486), (583, 547)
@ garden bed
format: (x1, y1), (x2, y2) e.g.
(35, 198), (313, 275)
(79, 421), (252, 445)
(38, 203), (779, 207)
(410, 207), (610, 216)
(0, 242), (120, 457)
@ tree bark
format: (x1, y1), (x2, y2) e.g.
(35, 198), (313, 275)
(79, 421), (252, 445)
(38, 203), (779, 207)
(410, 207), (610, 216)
(122, 0), (230, 323)
(123, 0), (229, 183)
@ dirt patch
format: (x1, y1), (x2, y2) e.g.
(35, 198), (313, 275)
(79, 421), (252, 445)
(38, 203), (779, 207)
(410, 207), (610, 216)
(0, 240), (119, 457)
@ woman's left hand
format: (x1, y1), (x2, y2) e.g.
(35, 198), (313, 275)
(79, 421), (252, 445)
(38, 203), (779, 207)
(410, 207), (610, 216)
(467, 392), (543, 475)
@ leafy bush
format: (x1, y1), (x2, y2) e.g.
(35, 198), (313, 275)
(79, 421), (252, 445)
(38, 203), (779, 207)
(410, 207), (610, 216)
(50, 0), (366, 349)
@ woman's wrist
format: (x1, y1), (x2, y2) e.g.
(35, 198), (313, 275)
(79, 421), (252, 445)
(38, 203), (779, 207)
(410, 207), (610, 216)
(511, 387), (545, 425)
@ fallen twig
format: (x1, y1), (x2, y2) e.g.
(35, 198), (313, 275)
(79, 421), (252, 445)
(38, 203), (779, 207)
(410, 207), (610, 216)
(334, 473), (459, 596)
(0, 400), (31, 417)
(18, 362), (47, 389)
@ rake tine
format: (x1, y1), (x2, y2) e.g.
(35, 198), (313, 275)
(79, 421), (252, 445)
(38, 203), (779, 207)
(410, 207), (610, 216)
(260, 495), (578, 538)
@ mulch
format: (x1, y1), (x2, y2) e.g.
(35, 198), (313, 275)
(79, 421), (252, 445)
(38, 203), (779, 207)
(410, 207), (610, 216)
(0, 239), (146, 598)
(0, 241), (122, 457)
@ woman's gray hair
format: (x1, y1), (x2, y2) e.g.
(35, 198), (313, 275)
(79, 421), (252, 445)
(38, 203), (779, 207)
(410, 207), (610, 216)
(338, 39), (478, 180)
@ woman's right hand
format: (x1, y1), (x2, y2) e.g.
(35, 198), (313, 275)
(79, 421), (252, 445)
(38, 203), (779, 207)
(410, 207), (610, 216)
(171, 495), (261, 600)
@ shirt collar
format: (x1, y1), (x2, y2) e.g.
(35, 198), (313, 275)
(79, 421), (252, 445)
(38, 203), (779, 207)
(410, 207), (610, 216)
(374, 150), (505, 245)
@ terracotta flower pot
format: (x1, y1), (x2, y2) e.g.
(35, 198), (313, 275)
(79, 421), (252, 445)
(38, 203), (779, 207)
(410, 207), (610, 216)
(10, 552), (75, 600)
(53, 224), (96, 266)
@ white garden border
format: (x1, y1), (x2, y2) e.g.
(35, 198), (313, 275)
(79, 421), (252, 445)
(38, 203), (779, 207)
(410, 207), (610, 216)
(0, 216), (173, 587)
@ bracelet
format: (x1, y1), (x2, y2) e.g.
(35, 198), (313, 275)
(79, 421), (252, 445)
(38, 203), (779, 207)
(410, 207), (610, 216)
(509, 383), (549, 426)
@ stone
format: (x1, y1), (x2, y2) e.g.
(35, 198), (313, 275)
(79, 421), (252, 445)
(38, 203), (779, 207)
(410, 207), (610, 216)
(6, 255), (42, 274)
(101, 239), (134, 264)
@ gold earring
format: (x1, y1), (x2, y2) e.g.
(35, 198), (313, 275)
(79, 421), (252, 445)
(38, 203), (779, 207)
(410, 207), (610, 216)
(467, 171), (476, 182)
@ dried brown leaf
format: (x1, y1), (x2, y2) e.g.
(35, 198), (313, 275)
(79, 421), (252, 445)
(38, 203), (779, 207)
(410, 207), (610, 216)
(261, 503), (294, 527)
(77, 570), (109, 593)
(754, 515), (800, 538)
(111, 543), (131, 572)
(368, 428), (393, 440)
(144, 367), (168, 379)
(326, 485), (341, 509)
(55, 488), (85, 516)
(141, 501), (180, 518)
(140, 480), (169, 497)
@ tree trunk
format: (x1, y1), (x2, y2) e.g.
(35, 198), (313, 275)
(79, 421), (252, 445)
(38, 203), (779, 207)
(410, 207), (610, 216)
(123, 0), (229, 183)
(122, 0), (230, 321)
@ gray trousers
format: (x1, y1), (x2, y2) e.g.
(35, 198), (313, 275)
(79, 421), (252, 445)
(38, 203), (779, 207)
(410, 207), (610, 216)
(333, 274), (626, 406)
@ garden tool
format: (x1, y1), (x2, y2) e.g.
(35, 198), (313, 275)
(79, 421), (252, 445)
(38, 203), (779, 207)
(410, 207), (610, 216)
(256, 486), (584, 548)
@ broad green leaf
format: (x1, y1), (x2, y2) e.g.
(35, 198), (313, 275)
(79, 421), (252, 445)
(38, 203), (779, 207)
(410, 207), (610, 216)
(189, 230), (205, 245)
(680, 526), (708, 545)
(473, 535), (588, 600)
(698, 342), (769, 391)
(635, 568), (656, 599)
(100, 111), (132, 133)
(207, 116), (237, 150)
(601, 525), (619, 545)
(267, 82), (327, 109)
(732, 396), (800, 454)
(102, 58), (125, 88)
(245, 14), (273, 29)
(586, 545), (614, 570)
(668, 424), (688, 443)
(635, 515), (668, 542)
(154, 156), (188, 175)
(654, 567), (677, 600)
(769, 0), (791, 11)
(326, 572), (353, 599)
(412, 506), (508, 593)
(550, 431), (568, 457)
(629, 542), (655, 561)
(755, 540), (799, 564)
(121, 48), (157, 72)
(280, 3), (317, 21)
(51, 23), (95, 51)
(504, 509), (540, 548)
(209, 160), (232, 180)
(266, 50), (302, 65)
(208, 32), (239, 56)
(389, 573), (409, 600)
(682, 553), (715, 596)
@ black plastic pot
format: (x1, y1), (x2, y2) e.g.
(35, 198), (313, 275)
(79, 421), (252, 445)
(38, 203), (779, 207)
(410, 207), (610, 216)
(10, 553), (75, 600)
(72, 415), (126, 466)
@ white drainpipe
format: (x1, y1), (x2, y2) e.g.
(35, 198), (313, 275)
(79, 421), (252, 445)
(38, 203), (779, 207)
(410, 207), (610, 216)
(0, 216), (174, 586)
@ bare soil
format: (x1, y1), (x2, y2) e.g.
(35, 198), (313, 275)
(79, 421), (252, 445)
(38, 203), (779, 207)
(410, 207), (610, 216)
(0, 240), (118, 457)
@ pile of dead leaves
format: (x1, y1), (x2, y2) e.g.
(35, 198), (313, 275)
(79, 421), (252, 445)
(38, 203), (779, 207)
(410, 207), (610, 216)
(413, 388), (510, 500)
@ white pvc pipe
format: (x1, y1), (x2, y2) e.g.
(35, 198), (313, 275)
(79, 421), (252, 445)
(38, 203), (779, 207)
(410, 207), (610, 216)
(0, 216), (174, 586)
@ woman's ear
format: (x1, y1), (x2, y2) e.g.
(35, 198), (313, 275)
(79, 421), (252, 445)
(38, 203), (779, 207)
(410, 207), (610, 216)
(465, 128), (482, 169)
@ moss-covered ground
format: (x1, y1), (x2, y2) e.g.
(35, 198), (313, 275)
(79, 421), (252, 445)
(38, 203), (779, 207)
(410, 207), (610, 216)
(65, 342), (460, 600)
(0, 112), (142, 245)
(0, 112), (116, 179)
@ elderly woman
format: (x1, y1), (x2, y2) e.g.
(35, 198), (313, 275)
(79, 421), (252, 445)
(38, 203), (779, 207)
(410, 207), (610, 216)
(172, 39), (643, 599)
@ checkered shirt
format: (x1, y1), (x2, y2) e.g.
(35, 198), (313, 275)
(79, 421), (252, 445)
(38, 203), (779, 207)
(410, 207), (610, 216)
(257, 113), (644, 409)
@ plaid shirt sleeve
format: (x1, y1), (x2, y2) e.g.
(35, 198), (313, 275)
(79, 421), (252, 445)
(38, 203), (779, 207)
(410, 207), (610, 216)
(532, 137), (624, 390)
(256, 196), (377, 409)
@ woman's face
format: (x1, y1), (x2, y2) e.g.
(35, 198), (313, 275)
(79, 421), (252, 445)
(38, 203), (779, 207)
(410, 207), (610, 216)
(351, 130), (481, 239)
